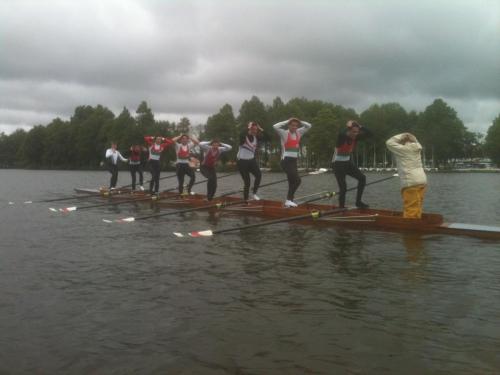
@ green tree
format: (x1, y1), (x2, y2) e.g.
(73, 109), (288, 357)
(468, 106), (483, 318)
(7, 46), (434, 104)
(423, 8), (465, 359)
(204, 104), (237, 163)
(360, 103), (408, 168)
(307, 108), (339, 167)
(237, 96), (268, 133)
(0, 129), (26, 168)
(415, 99), (467, 167)
(176, 117), (191, 134)
(72, 105), (115, 168)
(17, 125), (47, 168)
(43, 118), (74, 168)
(136, 100), (155, 134)
(484, 115), (500, 166)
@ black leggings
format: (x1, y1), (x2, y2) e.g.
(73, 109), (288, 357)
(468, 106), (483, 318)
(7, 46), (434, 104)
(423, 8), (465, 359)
(237, 158), (262, 200)
(108, 164), (118, 189)
(200, 165), (217, 200)
(332, 160), (366, 207)
(280, 157), (301, 201)
(176, 163), (195, 194)
(129, 164), (143, 190)
(149, 160), (161, 193)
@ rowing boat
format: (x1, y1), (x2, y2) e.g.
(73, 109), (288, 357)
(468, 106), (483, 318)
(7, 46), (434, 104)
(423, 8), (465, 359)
(73, 187), (500, 240)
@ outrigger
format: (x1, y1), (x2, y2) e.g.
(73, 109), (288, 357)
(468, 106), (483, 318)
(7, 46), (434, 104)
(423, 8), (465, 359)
(71, 186), (500, 240)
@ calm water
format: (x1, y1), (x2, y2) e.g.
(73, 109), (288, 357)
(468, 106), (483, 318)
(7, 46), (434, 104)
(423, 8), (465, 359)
(0, 169), (499, 374)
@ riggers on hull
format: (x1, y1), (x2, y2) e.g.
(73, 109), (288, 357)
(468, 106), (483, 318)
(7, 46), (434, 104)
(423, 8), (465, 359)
(75, 187), (500, 240)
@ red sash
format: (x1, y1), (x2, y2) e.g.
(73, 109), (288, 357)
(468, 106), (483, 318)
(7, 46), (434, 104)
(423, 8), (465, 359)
(177, 145), (190, 159)
(202, 148), (220, 168)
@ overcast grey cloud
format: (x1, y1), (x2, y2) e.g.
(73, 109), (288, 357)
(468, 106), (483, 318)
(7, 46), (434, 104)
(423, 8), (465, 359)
(1, 0), (499, 134)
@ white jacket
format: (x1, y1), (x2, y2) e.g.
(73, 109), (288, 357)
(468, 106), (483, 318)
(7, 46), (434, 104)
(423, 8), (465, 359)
(386, 134), (427, 188)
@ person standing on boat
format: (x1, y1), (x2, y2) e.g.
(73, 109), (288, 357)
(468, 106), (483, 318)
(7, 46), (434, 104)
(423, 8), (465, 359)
(332, 120), (372, 209)
(386, 133), (427, 219)
(237, 122), (264, 201)
(172, 134), (199, 195)
(105, 142), (128, 190)
(144, 136), (175, 195)
(199, 139), (232, 201)
(273, 117), (312, 207)
(129, 144), (147, 191)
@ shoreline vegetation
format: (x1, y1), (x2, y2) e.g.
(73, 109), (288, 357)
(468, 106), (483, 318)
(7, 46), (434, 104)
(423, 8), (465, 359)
(1, 97), (499, 170)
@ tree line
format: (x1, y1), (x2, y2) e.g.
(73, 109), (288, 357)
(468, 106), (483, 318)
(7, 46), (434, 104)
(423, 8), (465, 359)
(1, 97), (499, 170)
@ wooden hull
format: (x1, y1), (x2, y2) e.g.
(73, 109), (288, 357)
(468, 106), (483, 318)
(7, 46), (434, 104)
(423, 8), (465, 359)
(75, 188), (500, 240)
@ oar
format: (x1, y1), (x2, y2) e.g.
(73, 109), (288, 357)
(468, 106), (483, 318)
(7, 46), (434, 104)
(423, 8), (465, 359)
(53, 172), (237, 213)
(300, 173), (398, 205)
(173, 206), (349, 237)
(104, 199), (247, 223)
(50, 194), (158, 213)
(112, 172), (177, 191)
(294, 190), (330, 202)
(25, 173), (179, 205)
(218, 168), (328, 198)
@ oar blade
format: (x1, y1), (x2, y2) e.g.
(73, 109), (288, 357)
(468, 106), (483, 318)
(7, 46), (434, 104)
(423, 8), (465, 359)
(189, 230), (213, 237)
(102, 219), (114, 223)
(308, 168), (328, 175)
(174, 230), (214, 238)
(60, 206), (77, 213)
(117, 217), (135, 223)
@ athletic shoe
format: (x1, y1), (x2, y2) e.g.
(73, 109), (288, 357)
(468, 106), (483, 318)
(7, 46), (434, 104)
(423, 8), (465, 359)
(252, 194), (260, 201)
(139, 185), (144, 191)
(356, 201), (369, 209)
(284, 200), (298, 208)
(190, 191), (195, 195)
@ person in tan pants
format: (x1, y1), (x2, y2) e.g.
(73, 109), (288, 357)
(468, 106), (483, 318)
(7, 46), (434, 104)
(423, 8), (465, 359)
(386, 133), (427, 218)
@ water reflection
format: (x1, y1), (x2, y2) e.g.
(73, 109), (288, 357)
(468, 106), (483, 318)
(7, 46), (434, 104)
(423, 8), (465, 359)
(328, 228), (370, 276)
(402, 233), (425, 263)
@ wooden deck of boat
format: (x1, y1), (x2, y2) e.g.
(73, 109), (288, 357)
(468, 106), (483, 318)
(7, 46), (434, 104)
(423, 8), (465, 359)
(74, 187), (500, 240)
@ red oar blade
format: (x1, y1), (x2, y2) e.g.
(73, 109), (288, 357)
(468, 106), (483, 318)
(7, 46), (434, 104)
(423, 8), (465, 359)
(174, 230), (214, 238)
(59, 206), (77, 213)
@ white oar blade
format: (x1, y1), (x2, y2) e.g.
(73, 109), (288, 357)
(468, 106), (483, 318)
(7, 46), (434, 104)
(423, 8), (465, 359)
(23, 201), (33, 204)
(8, 202), (14, 205)
(173, 232), (185, 237)
(118, 217), (135, 223)
(309, 168), (328, 175)
(102, 219), (113, 223)
(189, 230), (213, 237)
(48, 207), (58, 212)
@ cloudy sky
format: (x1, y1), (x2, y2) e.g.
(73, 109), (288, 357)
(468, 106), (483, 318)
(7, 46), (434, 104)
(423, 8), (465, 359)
(1, 0), (499, 134)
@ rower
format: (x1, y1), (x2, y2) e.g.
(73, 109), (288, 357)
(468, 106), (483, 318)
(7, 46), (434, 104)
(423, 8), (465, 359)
(237, 122), (264, 201)
(172, 134), (199, 195)
(331, 120), (372, 209)
(273, 117), (312, 207)
(128, 144), (147, 191)
(386, 133), (427, 218)
(105, 142), (128, 190)
(199, 139), (232, 201)
(144, 136), (174, 195)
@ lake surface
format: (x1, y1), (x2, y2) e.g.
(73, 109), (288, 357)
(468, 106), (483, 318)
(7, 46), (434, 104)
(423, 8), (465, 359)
(0, 169), (499, 374)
